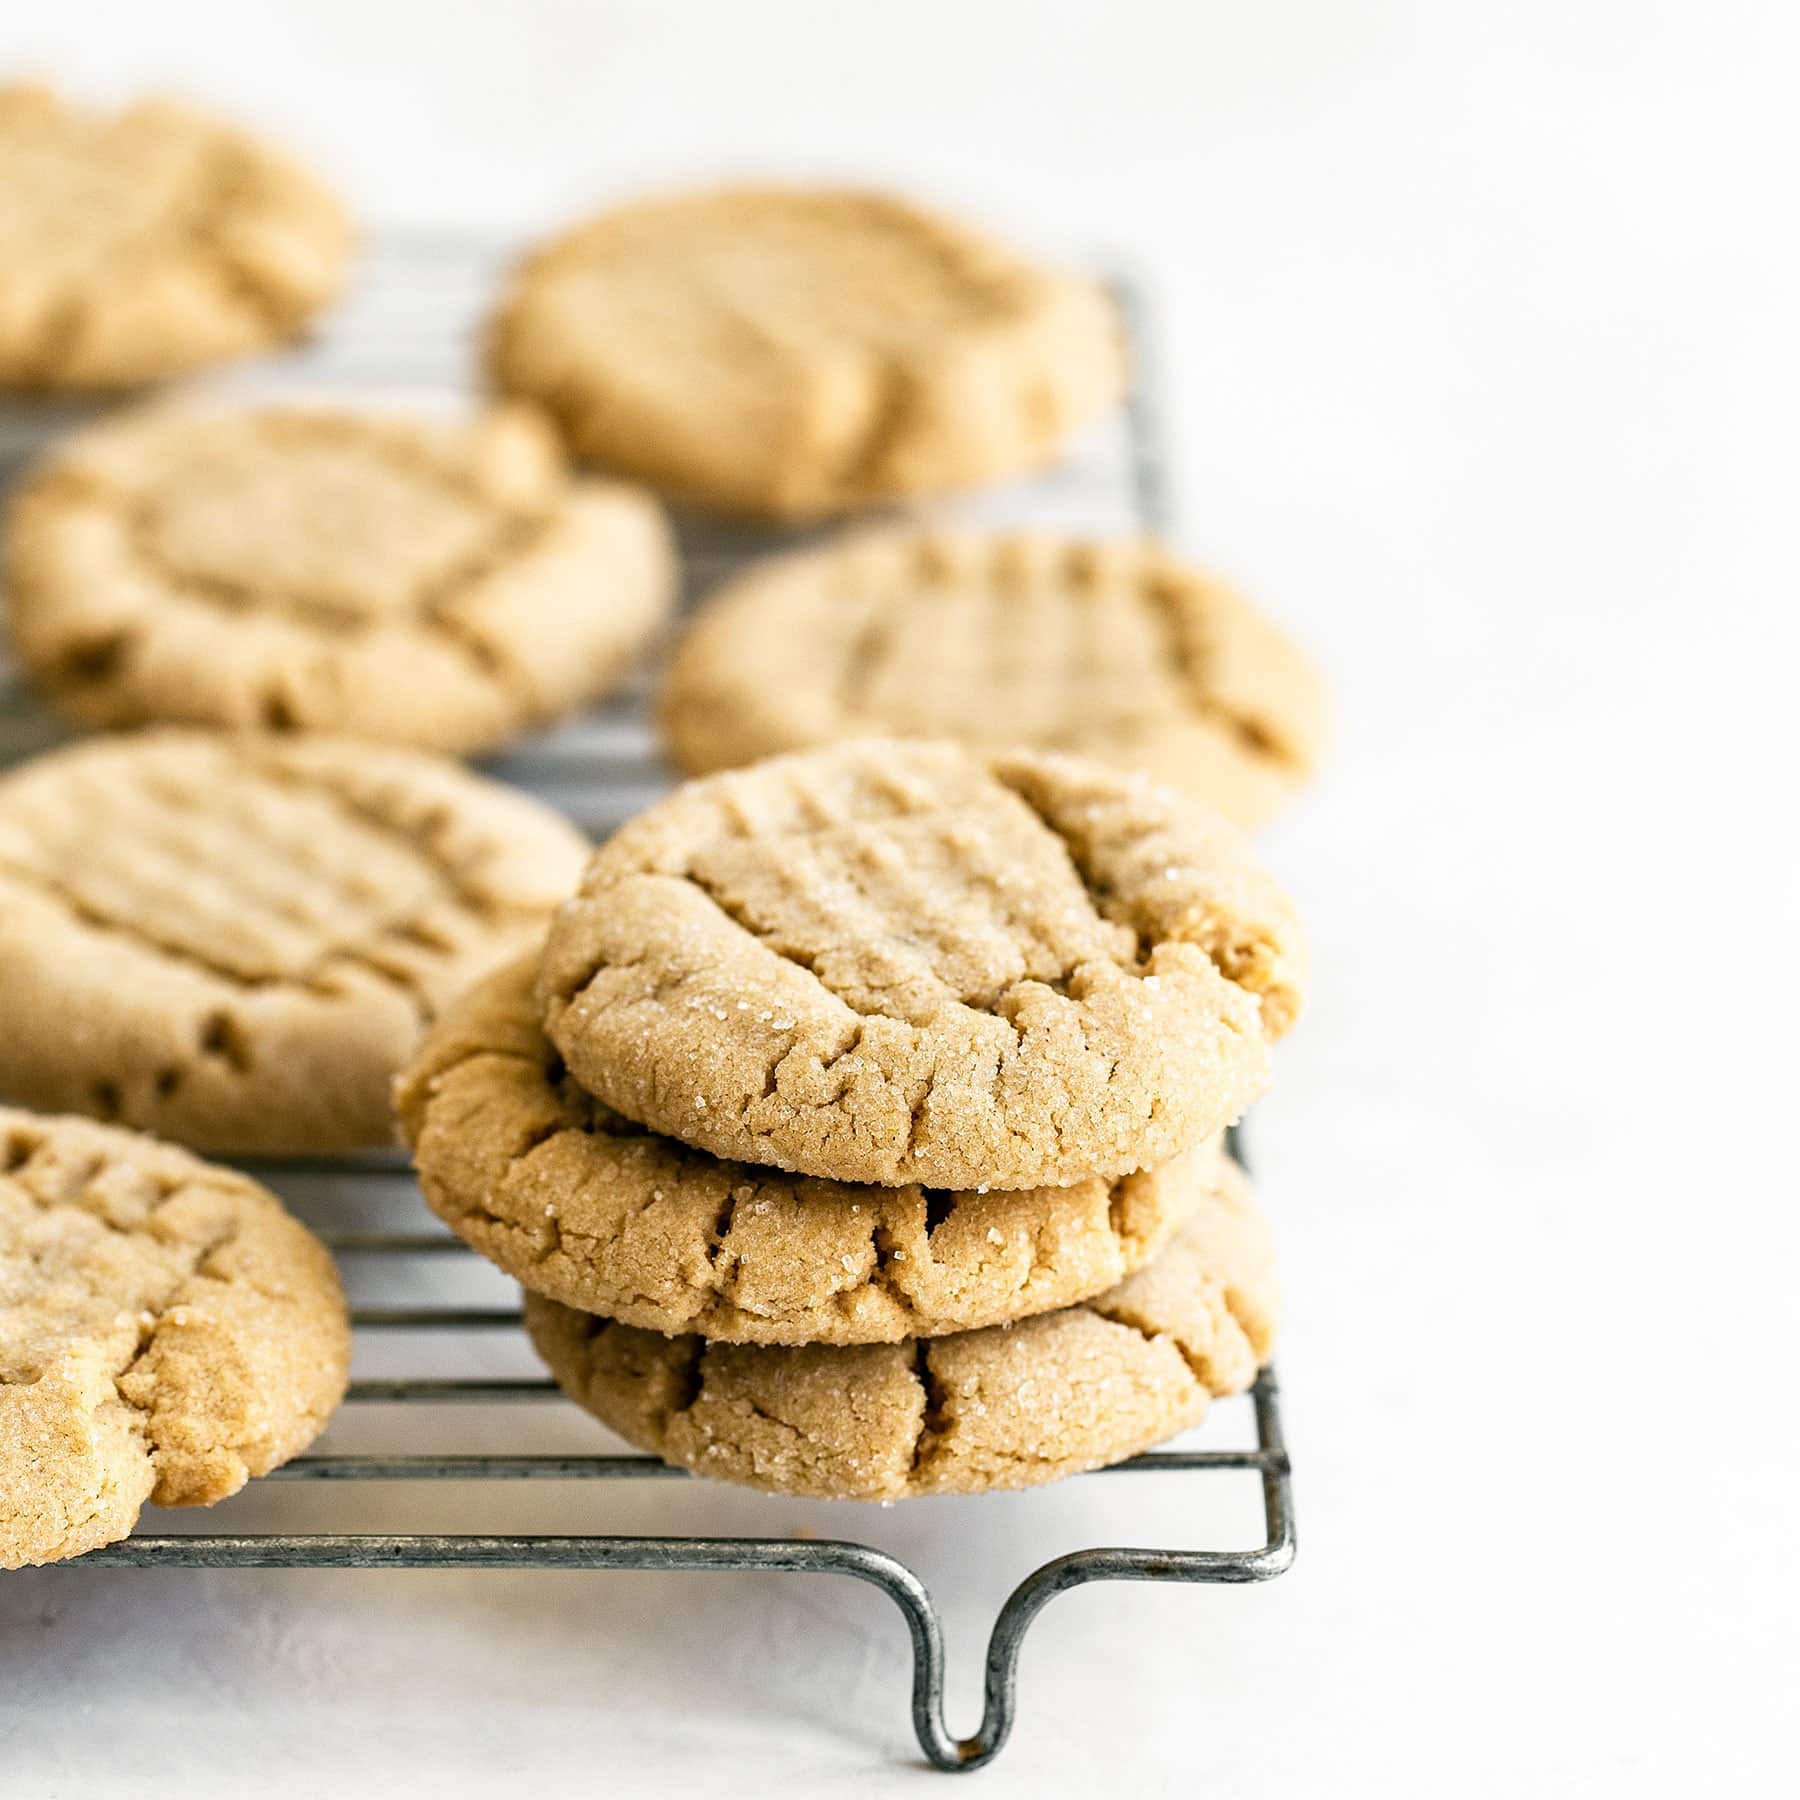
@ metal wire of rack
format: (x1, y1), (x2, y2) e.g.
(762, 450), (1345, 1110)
(0, 233), (1294, 1774)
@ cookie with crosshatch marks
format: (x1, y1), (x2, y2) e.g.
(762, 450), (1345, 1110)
(398, 954), (1224, 1345)
(525, 1155), (1275, 1499)
(536, 740), (1305, 1192)
(660, 527), (1328, 829)
(486, 185), (1125, 520)
(0, 1108), (350, 1567)
(0, 83), (350, 389)
(0, 730), (588, 1154)
(3, 400), (675, 753)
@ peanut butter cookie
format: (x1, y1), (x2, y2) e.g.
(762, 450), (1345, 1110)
(661, 528), (1327, 828)
(4, 401), (675, 753)
(1, 1108), (350, 1567)
(486, 186), (1124, 519)
(399, 955), (1222, 1345)
(526, 1155), (1274, 1500)
(537, 741), (1304, 1191)
(0, 84), (349, 389)
(0, 730), (588, 1153)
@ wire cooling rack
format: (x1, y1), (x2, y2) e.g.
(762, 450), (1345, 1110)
(0, 232), (1294, 1773)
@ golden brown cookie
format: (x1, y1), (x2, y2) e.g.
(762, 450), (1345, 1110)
(0, 730), (588, 1153)
(486, 185), (1124, 520)
(0, 84), (350, 390)
(526, 1155), (1274, 1500)
(398, 955), (1222, 1345)
(660, 528), (1327, 829)
(537, 741), (1304, 1192)
(1, 1108), (350, 1567)
(3, 401), (675, 753)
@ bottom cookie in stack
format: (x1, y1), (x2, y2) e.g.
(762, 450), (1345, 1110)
(399, 959), (1278, 1501)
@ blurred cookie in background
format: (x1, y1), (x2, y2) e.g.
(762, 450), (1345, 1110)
(486, 185), (1124, 520)
(3, 399), (676, 753)
(660, 528), (1326, 828)
(0, 83), (351, 390)
(0, 730), (589, 1154)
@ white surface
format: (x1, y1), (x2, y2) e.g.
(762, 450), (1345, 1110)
(3, 4), (1797, 1794)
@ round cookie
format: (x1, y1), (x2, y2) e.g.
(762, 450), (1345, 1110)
(4, 401), (675, 753)
(526, 1155), (1274, 1500)
(398, 955), (1223, 1346)
(0, 730), (589, 1154)
(537, 740), (1305, 1192)
(0, 84), (350, 390)
(486, 185), (1124, 520)
(1, 1108), (350, 1567)
(661, 529), (1327, 830)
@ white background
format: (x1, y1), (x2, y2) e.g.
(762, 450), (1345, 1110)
(2, 3), (1796, 1794)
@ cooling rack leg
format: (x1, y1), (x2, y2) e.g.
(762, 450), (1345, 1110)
(918, 1368), (1297, 1773)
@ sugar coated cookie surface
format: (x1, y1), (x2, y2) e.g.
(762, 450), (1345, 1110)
(0, 84), (350, 389)
(0, 731), (588, 1153)
(662, 529), (1327, 828)
(4, 401), (675, 753)
(538, 741), (1305, 1191)
(527, 1156), (1275, 1499)
(487, 186), (1124, 519)
(1, 1109), (350, 1567)
(399, 956), (1223, 1345)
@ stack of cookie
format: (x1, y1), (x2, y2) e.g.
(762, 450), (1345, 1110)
(399, 738), (1305, 1500)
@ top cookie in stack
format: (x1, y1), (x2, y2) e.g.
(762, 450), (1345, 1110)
(400, 739), (1304, 1499)
(536, 737), (1303, 1189)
